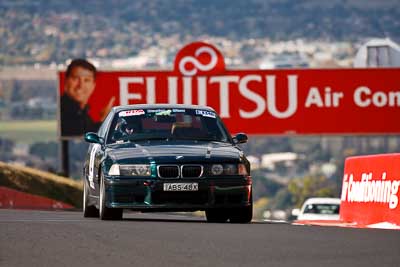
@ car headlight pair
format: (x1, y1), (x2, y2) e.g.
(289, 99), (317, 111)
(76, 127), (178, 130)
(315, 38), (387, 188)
(109, 163), (248, 177)
(210, 164), (248, 176)
(109, 164), (151, 176)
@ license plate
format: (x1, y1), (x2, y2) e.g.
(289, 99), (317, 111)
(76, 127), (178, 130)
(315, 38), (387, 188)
(163, 183), (199, 191)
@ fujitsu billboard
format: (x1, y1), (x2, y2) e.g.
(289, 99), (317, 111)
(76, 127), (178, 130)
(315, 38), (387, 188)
(59, 41), (400, 138)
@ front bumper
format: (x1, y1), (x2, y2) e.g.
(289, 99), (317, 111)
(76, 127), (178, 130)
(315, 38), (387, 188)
(103, 175), (252, 211)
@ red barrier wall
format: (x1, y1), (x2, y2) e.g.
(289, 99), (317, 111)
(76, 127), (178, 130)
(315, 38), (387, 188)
(340, 154), (400, 227)
(0, 186), (74, 210)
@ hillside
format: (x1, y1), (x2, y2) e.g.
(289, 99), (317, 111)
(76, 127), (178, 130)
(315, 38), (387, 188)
(0, 0), (399, 65)
(0, 161), (83, 208)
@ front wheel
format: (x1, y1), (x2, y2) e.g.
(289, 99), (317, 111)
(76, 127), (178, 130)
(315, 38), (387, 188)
(205, 208), (229, 223)
(99, 172), (123, 220)
(229, 205), (253, 223)
(229, 193), (253, 223)
(83, 179), (99, 218)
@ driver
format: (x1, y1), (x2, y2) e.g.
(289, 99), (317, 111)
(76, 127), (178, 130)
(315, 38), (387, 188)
(112, 118), (136, 141)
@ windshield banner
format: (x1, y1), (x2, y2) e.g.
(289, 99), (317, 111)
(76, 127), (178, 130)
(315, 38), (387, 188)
(59, 41), (400, 138)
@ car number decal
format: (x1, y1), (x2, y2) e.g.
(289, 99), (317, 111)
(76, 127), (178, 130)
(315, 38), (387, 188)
(119, 109), (145, 117)
(88, 144), (101, 189)
(163, 183), (199, 191)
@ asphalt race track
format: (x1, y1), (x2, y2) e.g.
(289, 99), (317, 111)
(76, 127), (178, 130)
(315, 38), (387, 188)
(0, 209), (399, 267)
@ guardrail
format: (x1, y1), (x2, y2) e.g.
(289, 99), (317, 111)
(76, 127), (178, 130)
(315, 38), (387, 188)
(0, 186), (74, 210)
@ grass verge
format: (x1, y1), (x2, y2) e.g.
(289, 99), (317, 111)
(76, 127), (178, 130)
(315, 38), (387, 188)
(0, 161), (82, 208)
(0, 120), (57, 144)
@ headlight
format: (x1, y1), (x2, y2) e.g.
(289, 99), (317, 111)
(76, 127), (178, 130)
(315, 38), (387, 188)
(211, 164), (224, 175)
(109, 164), (120, 176)
(108, 164), (151, 176)
(210, 164), (246, 176)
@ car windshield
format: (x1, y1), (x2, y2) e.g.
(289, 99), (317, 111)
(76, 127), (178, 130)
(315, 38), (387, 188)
(107, 108), (231, 144)
(303, 203), (340, 215)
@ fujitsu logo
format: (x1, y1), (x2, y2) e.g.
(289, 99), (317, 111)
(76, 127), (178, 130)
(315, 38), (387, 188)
(179, 46), (218, 76)
(174, 42), (225, 76)
(118, 41), (299, 119)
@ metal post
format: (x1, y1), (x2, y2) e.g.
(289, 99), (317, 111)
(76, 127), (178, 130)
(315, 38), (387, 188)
(61, 140), (69, 177)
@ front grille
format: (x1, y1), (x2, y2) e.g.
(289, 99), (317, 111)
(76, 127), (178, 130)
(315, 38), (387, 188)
(158, 165), (180, 178)
(181, 165), (203, 178)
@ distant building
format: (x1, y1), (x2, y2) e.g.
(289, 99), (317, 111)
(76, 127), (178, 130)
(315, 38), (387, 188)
(261, 152), (299, 170)
(354, 38), (400, 67)
(259, 52), (309, 69)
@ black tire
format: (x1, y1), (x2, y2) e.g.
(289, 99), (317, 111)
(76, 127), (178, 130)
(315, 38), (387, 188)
(205, 208), (229, 223)
(229, 193), (253, 223)
(99, 172), (123, 220)
(229, 205), (253, 223)
(83, 179), (99, 218)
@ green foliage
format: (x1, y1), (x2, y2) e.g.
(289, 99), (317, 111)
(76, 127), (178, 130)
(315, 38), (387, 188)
(252, 170), (295, 210)
(267, 188), (293, 210)
(252, 170), (284, 200)
(253, 197), (269, 219)
(288, 175), (336, 208)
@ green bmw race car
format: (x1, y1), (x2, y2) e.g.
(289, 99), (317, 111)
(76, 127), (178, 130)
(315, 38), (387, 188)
(83, 104), (252, 223)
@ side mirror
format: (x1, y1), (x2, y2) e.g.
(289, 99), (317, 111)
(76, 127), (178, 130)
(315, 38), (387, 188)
(84, 132), (103, 144)
(233, 133), (248, 144)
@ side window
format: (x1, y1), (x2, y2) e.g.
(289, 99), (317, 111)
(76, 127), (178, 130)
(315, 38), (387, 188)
(98, 111), (114, 139)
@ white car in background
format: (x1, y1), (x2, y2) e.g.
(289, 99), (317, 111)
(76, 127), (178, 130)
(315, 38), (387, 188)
(292, 197), (341, 221)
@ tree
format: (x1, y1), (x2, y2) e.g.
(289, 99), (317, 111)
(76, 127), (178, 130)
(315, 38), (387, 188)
(288, 175), (336, 208)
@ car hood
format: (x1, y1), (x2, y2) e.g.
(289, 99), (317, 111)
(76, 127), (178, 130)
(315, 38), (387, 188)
(106, 141), (243, 164)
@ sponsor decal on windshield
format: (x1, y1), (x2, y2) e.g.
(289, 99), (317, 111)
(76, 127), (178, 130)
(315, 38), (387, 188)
(119, 109), (145, 117)
(147, 109), (166, 113)
(196, 110), (216, 118)
(155, 110), (172, 116)
(147, 108), (186, 114)
(172, 109), (185, 113)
